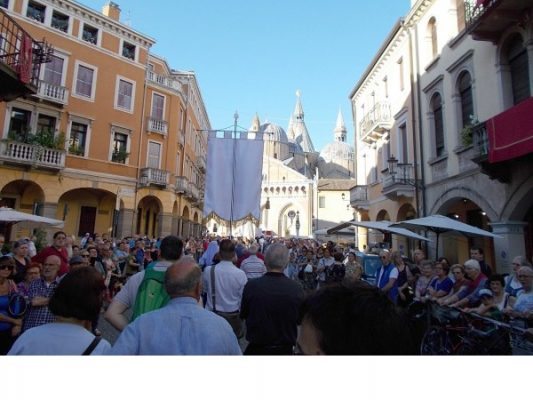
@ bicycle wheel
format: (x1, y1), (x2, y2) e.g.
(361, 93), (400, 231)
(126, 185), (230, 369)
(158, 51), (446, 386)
(420, 326), (452, 355)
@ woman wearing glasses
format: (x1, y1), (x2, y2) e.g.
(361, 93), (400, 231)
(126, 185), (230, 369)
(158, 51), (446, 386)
(0, 256), (23, 354)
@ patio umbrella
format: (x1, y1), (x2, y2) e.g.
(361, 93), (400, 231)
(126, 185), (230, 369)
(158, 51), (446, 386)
(326, 220), (431, 242)
(0, 207), (64, 228)
(390, 214), (500, 258)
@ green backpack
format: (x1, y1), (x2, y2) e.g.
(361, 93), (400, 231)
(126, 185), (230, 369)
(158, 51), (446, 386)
(131, 267), (170, 321)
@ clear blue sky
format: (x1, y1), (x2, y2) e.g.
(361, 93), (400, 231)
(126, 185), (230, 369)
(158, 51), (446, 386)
(83, 0), (410, 151)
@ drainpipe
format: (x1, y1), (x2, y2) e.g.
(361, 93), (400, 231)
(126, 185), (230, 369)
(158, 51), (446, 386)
(132, 52), (150, 235)
(407, 21), (427, 218)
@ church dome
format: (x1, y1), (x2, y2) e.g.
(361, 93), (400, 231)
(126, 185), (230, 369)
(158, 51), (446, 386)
(261, 122), (289, 143)
(320, 141), (354, 162)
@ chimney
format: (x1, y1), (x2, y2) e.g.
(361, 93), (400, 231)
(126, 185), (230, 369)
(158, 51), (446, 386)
(102, 2), (121, 21)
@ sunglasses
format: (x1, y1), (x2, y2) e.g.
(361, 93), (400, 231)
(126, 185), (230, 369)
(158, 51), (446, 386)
(0, 265), (14, 270)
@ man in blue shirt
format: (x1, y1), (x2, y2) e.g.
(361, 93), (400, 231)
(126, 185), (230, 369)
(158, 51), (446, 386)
(109, 258), (241, 355)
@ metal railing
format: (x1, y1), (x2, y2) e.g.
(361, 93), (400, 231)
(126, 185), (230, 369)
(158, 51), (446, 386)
(139, 167), (169, 187)
(0, 140), (65, 169)
(382, 163), (415, 188)
(465, 0), (497, 26)
(147, 116), (168, 135)
(36, 80), (69, 104)
(471, 122), (489, 158)
(359, 102), (392, 140)
(0, 7), (51, 88)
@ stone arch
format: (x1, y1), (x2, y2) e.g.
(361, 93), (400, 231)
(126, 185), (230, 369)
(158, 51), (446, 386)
(277, 203), (298, 238)
(193, 212), (199, 223)
(376, 209), (391, 221)
(136, 195), (163, 238)
(58, 188), (117, 237)
(0, 180), (45, 213)
(500, 175), (533, 221)
(429, 186), (498, 222)
(432, 196), (495, 266)
(397, 203), (417, 222)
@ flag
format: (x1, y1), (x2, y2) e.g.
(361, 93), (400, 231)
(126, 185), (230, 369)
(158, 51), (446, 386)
(204, 130), (264, 221)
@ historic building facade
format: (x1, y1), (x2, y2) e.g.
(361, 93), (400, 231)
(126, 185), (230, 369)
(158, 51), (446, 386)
(350, 0), (533, 270)
(0, 0), (209, 240)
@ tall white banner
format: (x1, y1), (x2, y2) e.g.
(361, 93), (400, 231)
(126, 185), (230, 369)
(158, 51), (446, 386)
(204, 131), (264, 221)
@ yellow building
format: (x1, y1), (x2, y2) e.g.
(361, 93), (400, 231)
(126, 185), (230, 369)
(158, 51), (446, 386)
(0, 0), (209, 240)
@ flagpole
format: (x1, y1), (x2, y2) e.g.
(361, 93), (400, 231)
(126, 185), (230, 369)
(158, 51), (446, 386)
(229, 111), (239, 239)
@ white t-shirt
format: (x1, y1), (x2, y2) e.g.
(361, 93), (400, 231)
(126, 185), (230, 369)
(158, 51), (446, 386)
(376, 264), (399, 287)
(8, 322), (111, 355)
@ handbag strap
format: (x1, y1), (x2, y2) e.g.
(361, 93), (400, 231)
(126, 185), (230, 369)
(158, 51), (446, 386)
(210, 264), (217, 312)
(82, 336), (102, 355)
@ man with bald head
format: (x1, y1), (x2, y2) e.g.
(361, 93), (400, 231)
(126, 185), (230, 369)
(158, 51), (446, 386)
(240, 243), (305, 355)
(109, 258), (241, 355)
(22, 255), (61, 332)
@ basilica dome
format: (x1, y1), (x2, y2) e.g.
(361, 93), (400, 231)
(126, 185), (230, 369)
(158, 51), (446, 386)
(320, 141), (354, 162)
(261, 122), (289, 143)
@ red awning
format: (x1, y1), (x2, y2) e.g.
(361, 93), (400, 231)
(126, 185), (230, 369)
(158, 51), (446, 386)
(488, 97), (533, 163)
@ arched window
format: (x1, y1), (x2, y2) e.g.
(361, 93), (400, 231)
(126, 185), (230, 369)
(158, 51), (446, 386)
(506, 35), (530, 105)
(458, 71), (474, 128)
(431, 93), (445, 157)
(428, 17), (438, 59)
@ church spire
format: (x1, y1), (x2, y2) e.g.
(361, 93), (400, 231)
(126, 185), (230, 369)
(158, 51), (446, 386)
(293, 89), (304, 121)
(334, 108), (347, 142)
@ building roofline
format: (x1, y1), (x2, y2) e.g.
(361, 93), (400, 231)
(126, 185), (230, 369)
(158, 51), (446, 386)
(348, 18), (404, 99)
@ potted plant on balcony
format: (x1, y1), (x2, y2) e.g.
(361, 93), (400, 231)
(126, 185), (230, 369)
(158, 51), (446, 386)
(112, 148), (129, 163)
(7, 129), (65, 150)
(461, 116), (479, 147)
(68, 144), (84, 156)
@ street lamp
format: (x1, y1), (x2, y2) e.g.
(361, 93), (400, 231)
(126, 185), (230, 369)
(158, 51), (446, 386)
(387, 155), (398, 177)
(295, 211), (300, 238)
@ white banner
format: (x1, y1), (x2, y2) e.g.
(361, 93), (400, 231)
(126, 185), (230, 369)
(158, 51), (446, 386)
(204, 131), (264, 221)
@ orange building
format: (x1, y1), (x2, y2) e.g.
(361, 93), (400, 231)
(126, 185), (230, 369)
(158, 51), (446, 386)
(0, 0), (209, 240)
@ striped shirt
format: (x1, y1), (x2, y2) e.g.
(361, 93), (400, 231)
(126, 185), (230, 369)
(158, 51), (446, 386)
(240, 255), (267, 280)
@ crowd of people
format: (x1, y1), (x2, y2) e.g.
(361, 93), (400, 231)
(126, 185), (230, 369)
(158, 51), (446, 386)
(1, 230), (532, 355)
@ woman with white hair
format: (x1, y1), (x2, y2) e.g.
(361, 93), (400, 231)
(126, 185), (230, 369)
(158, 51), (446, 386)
(449, 259), (489, 309)
(504, 266), (533, 326)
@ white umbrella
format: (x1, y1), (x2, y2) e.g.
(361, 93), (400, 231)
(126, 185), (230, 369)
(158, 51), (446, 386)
(0, 207), (64, 228)
(326, 220), (431, 242)
(390, 214), (500, 258)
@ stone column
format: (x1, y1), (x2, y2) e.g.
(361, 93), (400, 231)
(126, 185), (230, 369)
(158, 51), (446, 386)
(158, 213), (174, 238)
(117, 209), (134, 238)
(490, 221), (527, 274)
(41, 203), (59, 243)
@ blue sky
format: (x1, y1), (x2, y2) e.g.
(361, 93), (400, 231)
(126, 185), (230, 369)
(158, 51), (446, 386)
(83, 0), (410, 151)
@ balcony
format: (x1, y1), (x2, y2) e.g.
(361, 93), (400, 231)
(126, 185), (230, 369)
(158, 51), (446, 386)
(146, 70), (180, 91)
(175, 176), (188, 194)
(178, 132), (185, 147)
(0, 7), (52, 101)
(146, 116), (168, 136)
(139, 167), (169, 188)
(381, 163), (416, 199)
(196, 155), (206, 172)
(35, 80), (69, 105)
(358, 102), (392, 144)
(465, 0), (528, 43)
(350, 185), (369, 211)
(0, 140), (65, 170)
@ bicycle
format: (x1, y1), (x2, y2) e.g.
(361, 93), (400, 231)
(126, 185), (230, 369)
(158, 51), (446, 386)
(419, 302), (531, 355)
